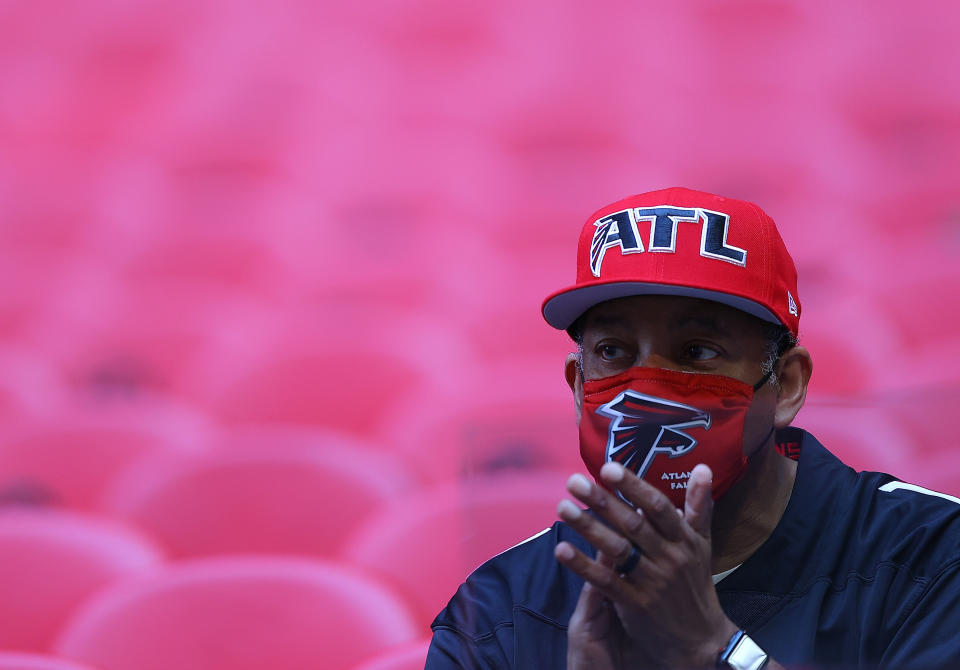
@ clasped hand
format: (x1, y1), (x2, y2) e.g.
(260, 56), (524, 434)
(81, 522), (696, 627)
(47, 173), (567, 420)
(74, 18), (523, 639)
(554, 462), (738, 669)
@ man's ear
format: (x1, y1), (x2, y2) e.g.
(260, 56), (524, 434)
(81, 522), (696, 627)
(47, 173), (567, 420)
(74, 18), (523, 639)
(564, 352), (584, 423)
(774, 345), (813, 428)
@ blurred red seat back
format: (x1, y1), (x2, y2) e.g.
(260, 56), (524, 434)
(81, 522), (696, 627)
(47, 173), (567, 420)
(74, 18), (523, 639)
(193, 309), (467, 439)
(0, 347), (66, 427)
(389, 358), (584, 483)
(34, 275), (262, 404)
(341, 471), (568, 626)
(350, 639), (430, 670)
(0, 510), (163, 652)
(210, 350), (421, 432)
(53, 557), (420, 670)
(0, 652), (103, 670)
(0, 400), (211, 510)
(100, 442), (412, 558)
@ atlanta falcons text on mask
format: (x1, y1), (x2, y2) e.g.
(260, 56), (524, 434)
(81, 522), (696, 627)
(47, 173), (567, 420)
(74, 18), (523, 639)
(663, 471), (692, 490)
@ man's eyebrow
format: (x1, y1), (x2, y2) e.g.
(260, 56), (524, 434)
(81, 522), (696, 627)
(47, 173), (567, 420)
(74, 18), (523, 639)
(585, 315), (631, 330)
(672, 315), (731, 336)
(584, 313), (734, 335)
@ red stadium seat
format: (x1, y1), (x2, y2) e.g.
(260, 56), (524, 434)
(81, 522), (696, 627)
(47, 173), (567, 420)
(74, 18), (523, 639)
(118, 229), (288, 297)
(0, 510), (163, 652)
(905, 448), (960, 500)
(796, 292), (899, 397)
(869, 385), (960, 496)
(100, 441), (413, 558)
(458, 302), (573, 365)
(210, 349), (422, 432)
(0, 258), (61, 343)
(835, 72), (960, 217)
(341, 471), (569, 625)
(800, 331), (877, 398)
(390, 357), (586, 483)
(208, 424), (415, 458)
(52, 557), (420, 670)
(36, 278), (259, 403)
(868, 272), (960, 393)
(0, 400), (212, 510)
(274, 192), (494, 317)
(793, 401), (919, 477)
(0, 652), (102, 670)
(0, 346), (67, 428)
(193, 308), (466, 437)
(350, 639), (431, 670)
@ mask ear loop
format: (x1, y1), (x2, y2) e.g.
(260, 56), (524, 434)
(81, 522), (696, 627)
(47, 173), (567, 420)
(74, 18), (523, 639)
(748, 357), (780, 462)
(752, 355), (780, 392)
(752, 370), (774, 392)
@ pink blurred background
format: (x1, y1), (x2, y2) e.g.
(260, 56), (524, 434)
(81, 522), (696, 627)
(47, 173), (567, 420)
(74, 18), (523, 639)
(0, 1), (958, 668)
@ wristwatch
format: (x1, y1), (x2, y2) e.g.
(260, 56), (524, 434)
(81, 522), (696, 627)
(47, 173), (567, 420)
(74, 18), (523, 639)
(716, 629), (769, 670)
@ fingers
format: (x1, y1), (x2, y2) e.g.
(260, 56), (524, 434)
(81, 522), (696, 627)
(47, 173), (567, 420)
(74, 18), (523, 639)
(598, 464), (686, 542)
(564, 474), (672, 558)
(561, 466), (715, 582)
(555, 540), (651, 603)
(558, 499), (645, 569)
(683, 464), (714, 539)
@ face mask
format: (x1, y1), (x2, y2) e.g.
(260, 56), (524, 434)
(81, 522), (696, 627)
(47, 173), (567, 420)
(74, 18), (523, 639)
(579, 366), (773, 508)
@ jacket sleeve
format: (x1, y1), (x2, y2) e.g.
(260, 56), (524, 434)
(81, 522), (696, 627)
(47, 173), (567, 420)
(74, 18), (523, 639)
(424, 521), (583, 670)
(425, 625), (512, 670)
(881, 559), (960, 669)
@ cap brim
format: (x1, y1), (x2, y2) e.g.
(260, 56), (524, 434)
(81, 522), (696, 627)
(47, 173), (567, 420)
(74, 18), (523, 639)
(542, 281), (781, 331)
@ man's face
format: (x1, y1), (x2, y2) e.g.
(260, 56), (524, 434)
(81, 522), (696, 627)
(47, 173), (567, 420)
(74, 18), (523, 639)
(577, 295), (770, 384)
(569, 294), (779, 459)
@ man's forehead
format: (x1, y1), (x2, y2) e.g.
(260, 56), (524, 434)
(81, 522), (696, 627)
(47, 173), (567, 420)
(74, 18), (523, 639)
(581, 295), (756, 334)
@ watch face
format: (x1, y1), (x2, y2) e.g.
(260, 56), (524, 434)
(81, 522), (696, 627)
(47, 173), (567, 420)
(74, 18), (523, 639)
(726, 633), (769, 670)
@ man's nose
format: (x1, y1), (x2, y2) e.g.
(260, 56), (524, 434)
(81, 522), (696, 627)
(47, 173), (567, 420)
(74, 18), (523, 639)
(634, 351), (682, 371)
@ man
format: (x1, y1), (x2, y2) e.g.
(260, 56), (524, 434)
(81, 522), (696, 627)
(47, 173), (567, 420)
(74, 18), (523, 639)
(425, 187), (960, 669)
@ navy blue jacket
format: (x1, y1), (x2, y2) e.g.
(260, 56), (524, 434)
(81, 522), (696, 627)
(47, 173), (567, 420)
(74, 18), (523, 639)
(426, 428), (960, 669)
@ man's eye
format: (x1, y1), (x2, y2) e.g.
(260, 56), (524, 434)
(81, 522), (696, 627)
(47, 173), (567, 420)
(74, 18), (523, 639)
(686, 344), (720, 361)
(598, 344), (626, 360)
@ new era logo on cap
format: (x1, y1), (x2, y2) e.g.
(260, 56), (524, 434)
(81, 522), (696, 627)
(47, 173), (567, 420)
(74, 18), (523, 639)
(542, 187), (801, 337)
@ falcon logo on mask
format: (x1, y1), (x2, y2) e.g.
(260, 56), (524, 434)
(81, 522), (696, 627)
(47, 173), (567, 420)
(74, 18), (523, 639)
(597, 391), (712, 479)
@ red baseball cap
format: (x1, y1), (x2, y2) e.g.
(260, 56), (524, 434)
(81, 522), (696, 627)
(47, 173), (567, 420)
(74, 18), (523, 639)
(542, 187), (800, 337)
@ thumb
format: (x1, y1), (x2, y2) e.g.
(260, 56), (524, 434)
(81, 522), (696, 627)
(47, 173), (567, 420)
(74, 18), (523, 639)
(684, 464), (714, 538)
(570, 582), (616, 637)
(569, 551), (615, 636)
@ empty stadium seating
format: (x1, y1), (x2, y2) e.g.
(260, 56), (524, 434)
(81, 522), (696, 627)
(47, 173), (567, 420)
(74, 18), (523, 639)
(0, 399), (212, 510)
(188, 308), (467, 437)
(99, 440), (413, 558)
(351, 639), (431, 670)
(40, 282), (249, 403)
(0, 652), (102, 670)
(0, 1), (957, 667)
(0, 347), (67, 427)
(389, 357), (584, 482)
(52, 557), (420, 670)
(341, 471), (570, 625)
(0, 510), (163, 652)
